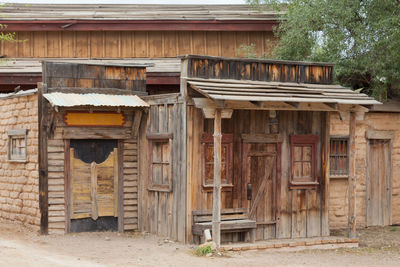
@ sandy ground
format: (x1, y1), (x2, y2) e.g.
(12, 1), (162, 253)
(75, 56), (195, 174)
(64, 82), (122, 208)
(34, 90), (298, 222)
(1, 220), (400, 267)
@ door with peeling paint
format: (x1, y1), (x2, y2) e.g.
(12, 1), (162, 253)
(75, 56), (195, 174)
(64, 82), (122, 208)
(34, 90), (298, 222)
(69, 140), (119, 232)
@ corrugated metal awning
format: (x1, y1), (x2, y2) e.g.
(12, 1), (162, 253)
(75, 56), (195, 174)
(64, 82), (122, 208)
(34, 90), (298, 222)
(188, 78), (381, 106)
(43, 92), (149, 108)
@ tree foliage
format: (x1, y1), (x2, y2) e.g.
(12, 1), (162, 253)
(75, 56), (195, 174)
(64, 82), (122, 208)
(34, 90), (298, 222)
(247, 0), (400, 100)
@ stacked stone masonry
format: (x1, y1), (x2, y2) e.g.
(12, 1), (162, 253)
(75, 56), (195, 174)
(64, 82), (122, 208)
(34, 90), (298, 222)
(0, 92), (40, 228)
(329, 112), (400, 229)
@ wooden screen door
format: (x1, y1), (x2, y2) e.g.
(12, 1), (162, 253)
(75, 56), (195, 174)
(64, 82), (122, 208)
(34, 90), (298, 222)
(366, 139), (392, 226)
(243, 143), (279, 240)
(69, 140), (119, 231)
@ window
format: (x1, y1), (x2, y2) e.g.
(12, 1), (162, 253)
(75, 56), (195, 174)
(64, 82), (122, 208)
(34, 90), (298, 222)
(290, 135), (318, 185)
(330, 137), (349, 177)
(148, 134), (173, 192)
(201, 133), (233, 191)
(8, 129), (28, 162)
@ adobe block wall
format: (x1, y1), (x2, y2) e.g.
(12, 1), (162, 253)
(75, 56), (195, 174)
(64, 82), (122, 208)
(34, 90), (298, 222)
(329, 111), (400, 229)
(0, 91), (39, 228)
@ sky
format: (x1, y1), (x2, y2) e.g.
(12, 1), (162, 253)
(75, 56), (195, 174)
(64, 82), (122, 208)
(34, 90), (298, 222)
(1, 0), (247, 4)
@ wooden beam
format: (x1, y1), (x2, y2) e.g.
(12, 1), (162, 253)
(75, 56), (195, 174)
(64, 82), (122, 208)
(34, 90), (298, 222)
(201, 108), (233, 119)
(284, 102), (299, 108)
(0, 20), (279, 32)
(212, 108), (222, 248)
(38, 82), (49, 235)
(348, 112), (357, 238)
(321, 112), (330, 236)
(250, 101), (262, 108)
(131, 110), (143, 138)
(324, 102), (338, 110)
(365, 130), (394, 140)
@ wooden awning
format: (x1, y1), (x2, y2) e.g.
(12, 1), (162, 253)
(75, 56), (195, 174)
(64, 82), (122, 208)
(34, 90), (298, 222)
(188, 78), (380, 112)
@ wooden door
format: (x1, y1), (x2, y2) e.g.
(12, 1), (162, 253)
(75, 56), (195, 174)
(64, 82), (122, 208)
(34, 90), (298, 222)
(366, 139), (391, 226)
(69, 140), (119, 231)
(243, 143), (279, 240)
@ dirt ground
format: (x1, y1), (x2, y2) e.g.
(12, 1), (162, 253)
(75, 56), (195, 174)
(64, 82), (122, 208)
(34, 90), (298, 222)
(1, 220), (400, 267)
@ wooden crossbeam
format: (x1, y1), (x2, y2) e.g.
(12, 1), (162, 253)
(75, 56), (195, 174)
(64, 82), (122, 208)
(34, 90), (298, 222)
(284, 102), (299, 108)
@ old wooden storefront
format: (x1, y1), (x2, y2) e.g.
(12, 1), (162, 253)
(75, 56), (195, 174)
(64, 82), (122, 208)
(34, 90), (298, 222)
(138, 55), (379, 244)
(39, 61), (148, 234)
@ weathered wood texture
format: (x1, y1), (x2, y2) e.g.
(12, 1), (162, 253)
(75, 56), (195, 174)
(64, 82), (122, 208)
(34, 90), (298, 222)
(348, 112), (356, 238)
(122, 139), (139, 231)
(1, 31), (274, 59)
(46, 107), (140, 233)
(43, 62), (146, 92)
(366, 139), (392, 226)
(38, 82), (49, 234)
(138, 96), (186, 241)
(185, 56), (334, 84)
(186, 107), (327, 242)
(47, 139), (66, 234)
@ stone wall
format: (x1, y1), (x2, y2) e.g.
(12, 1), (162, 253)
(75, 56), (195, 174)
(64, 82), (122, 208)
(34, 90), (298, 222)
(0, 90), (39, 228)
(329, 111), (400, 229)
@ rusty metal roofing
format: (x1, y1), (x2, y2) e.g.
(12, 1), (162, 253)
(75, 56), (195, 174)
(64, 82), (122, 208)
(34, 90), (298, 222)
(188, 78), (381, 106)
(43, 92), (149, 108)
(0, 4), (280, 21)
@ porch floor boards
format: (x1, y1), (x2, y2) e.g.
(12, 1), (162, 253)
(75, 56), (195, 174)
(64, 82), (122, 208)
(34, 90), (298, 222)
(220, 236), (359, 252)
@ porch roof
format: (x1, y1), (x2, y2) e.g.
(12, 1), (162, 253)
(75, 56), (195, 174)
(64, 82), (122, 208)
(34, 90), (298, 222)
(187, 78), (380, 107)
(43, 92), (149, 108)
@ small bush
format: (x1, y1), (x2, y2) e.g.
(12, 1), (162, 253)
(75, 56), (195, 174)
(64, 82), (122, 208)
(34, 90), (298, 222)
(195, 244), (212, 256)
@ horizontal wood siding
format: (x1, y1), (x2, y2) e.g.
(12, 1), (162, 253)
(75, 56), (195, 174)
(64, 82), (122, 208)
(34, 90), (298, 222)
(123, 139), (139, 231)
(47, 139), (66, 234)
(1, 31), (274, 59)
(139, 96), (186, 241)
(43, 62), (146, 92)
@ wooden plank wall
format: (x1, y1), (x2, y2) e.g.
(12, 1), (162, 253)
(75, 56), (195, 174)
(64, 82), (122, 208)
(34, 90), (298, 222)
(186, 107), (327, 242)
(279, 111), (324, 238)
(186, 56), (333, 84)
(47, 139), (66, 234)
(46, 109), (139, 233)
(43, 62), (146, 92)
(1, 31), (274, 59)
(138, 95), (186, 242)
(122, 139), (139, 231)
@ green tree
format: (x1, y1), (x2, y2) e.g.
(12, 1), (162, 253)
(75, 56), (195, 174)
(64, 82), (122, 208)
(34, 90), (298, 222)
(247, 0), (400, 100)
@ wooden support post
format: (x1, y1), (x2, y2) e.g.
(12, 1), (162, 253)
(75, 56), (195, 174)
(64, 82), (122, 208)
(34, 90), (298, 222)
(38, 82), (49, 235)
(212, 108), (222, 247)
(321, 112), (330, 236)
(348, 112), (357, 238)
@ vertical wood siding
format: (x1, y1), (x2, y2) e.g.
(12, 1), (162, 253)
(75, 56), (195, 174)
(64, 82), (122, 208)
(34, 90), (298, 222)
(186, 108), (327, 242)
(1, 31), (274, 59)
(139, 96), (186, 241)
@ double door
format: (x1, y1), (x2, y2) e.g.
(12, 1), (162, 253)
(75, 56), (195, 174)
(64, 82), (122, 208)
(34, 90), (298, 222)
(69, 140), (119, 232)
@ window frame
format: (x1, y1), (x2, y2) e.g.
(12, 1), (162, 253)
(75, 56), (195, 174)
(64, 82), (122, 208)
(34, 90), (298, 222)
(329, 136), (349, 178)
(147, 133), (173, 192)
(201, 133), (233, 191)
(7, 129), (28, 163)
(290, 134), (319, 187)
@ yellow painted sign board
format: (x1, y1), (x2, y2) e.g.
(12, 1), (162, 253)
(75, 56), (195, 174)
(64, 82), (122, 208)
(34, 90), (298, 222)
(64, 112), (126, 127)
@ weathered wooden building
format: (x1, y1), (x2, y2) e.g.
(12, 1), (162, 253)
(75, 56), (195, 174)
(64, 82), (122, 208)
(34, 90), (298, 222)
(138, 55), (379, 243)
(0, 3), (399, 245)
(0, 4), (278, 93)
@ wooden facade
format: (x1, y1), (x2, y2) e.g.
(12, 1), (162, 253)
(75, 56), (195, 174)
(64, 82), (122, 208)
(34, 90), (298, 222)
(1, 31), (274, 59)
(39, 62), (147, 234)
(136, 55), (376, 244)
